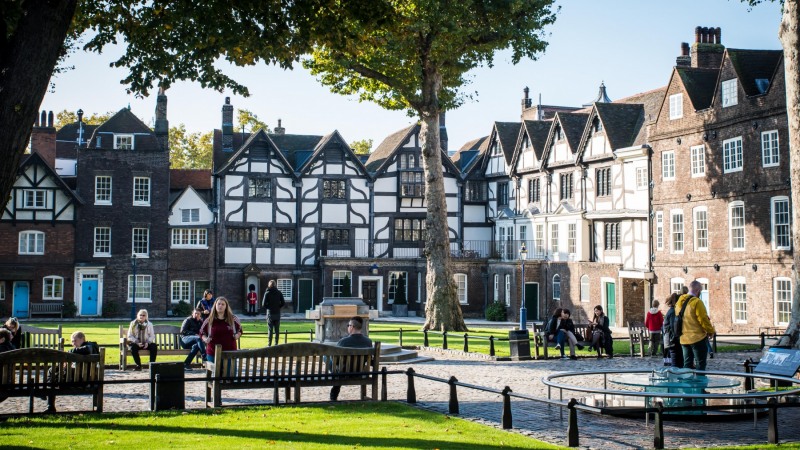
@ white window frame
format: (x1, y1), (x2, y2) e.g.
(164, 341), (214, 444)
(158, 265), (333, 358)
(772, 196), (791, 250)
(669, 93), (683, 120)
(670, 277), (685, 294)
(519, 225), (527, 242)
(171, 228), (208, 248)
(95, 176), (112, 205)
(552, 274), (561, 301)
(729, 201), (745, 251)
(22, 189), (46, 209)
(493, 274), (499, 302)
(132, 227), (150, 257)
(171, 280), (191, 303)
(567, 223), (576, 255)
(454, 273), (467, 305)
(690, 145), (705, 177)
(762, 130), (780, 167)
(181, 208), (200, 223)
(114, 134), (134, 150)
(128, 274), (152, 303)
(696, 278), (710, 314)
(133, 177), (151, 206)
(332, 270), (352, 297)
(276, 279), (293, 301)
(662, 151), (675, 181)
(671, 210), (684, 254)
(655, 212), (664, 251)
(731, 276), (747, 324)
(721, 78), (738, 107)
(534, 224), (544, 256)
(42, 276), (64, 300)
(94, 227), (111, 257)
(774, 277), (792, 326)
(636, 167), (648, 190)
(580, 275), (589, 303)
(18, 230), (45, 255)
(723, 137), (743, 173)
(693, 207), (708, 251)
(550, 223), (559, 254)
(504, 274), (511, 306)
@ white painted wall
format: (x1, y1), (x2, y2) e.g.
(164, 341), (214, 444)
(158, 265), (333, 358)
(169, 188), (213, 226)
(225, 247), (251, 264)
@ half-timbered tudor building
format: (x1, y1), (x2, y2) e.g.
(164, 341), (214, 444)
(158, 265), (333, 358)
(0, 127), (80, 318)
(650, 27), (790, 333)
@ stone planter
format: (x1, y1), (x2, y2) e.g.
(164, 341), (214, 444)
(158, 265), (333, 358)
(392, 304), (408, 317)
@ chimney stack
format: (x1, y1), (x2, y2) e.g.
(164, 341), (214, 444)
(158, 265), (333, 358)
(676, 42), (691, 67)
(222, 97), (233, 152)
(439, 112), (448, 154)
(274, 118), (285, 135)
(30, 110), (56, 168)
(154, 86), (169, 151)
(691, 26), (724, 69)
(521, 86), (532, 112)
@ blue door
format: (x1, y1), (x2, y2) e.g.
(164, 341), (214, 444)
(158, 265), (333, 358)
(13, 282), (30, 318)
(82, 279), (99, 315)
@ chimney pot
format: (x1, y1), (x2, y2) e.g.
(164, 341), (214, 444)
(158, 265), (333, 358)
(695, 26), (701, 43)
(48, 111), (54, 128)
(225, 97), (230, 105)
(77, 109), (84, 122)
(40, 111), (46, 127)
(681, 42), (689, 56)
(715, 27), (721, 44)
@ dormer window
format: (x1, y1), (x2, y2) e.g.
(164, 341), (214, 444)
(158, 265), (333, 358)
(22, 189), (46, 209)
(721, 79), (738, 107)
(555, 127), (562, 141)
(593, 118), (603, 133)
(755, 78), (770, 94)
(114, 134), (134, 150)
(491, 141), (500, 156)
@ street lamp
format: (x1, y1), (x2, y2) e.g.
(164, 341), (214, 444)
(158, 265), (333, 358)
(131, 253), (137, 321)
(519, 243), (528, 331)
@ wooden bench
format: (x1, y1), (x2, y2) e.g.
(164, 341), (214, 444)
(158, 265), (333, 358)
(0, 347), (105, 413)
(119, 324), (185, 370)
(205, 342), (381, 408)
(24, 324), (64, 351)
(532, 322), (593, 359)
(29, 302), (64, 318)
(628, 321), (649, 357)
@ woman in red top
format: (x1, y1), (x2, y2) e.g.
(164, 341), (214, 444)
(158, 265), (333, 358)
(200, 296), (243, 362)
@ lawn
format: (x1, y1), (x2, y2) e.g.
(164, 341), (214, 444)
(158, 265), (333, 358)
(0, 402), (562, 450)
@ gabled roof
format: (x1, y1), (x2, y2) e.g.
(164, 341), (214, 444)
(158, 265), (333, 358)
(600, 103), (645, 150)
(213, 129), (298, 177)
(298, 130), (371, 178)
(169, 185), (213, 211)
(170, 169), (212, 190)
(675, 67), (719, 111)
(56, 122), (100, 158)
(540, 113), (590, 168)
(614, 87), (667, 146)
(17, 152), (83, 205)
(451, 136), (489, 175)
(493, 122), (522, 165)
(509, 120), (551, 174)
(88, 108), (162, 150)
(366, 124), (416, 172)
(725, 49), (782, 96)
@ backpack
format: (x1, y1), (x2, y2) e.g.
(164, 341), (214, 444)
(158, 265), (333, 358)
(673, 297), (695, 343)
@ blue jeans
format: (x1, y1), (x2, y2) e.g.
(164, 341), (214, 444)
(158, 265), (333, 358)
(181, 335), (205, 365)
(682, 338), (709, 371)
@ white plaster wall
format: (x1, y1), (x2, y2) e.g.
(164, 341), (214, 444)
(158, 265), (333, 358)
(350, 204), (369, 224)
(255, 248), (271, 264)
(322, 204), (349, 222)
(226, 176), (244, 196)
(273, 202), (296, 222)
(301, 247), (317, 265)
(274, 178), (295, 199)
(275, 247), (296, 263)
(590, 135), (607, 158)
(225, 247), (251, 264)
(463, 227), (492, 242)
(464, 205), (485, 222)
(250, 161), (269, 173)
(169, 189), (213, 226)
(301, 203), (319, 223)
(225, 200), (244, 222)
(246, 202), (272, 222)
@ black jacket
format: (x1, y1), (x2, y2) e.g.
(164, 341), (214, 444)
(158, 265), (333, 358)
(546, 316), (575, 335)
(71, 341), (100, 355)
(262, 287), (286, 316)
(180, 317), (204, 336)
(0, 341), (15, 353)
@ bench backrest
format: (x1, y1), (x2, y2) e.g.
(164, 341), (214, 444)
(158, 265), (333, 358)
(23, 324), (64, 351)
(0, 347), (105, 389)
(212, 342), (381, 384)
(119, 324), (182, 350)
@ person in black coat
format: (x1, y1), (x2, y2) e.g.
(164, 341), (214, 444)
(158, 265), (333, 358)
(662, 293), (684, 368)
(46, 331), (100, 412)
(262, 280), (286, 346)
(589, 305), (614, 358)
(546, 308), (582, 359)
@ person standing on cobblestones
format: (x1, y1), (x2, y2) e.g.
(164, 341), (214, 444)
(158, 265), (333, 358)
(676, 280), (715, 371)
(662, 293), (684, 368)
(645, 300), (664, 357)
(262, 280), (285, 346)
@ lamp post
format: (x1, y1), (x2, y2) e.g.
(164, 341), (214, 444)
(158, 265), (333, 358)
(131, 253), (137, 321)
(519, 243), (528, 331)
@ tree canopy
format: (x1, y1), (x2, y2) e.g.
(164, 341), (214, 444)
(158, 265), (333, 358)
(350, 139), (373, 155)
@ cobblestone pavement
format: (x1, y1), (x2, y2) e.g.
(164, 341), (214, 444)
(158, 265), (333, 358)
(3, 350), (799, 450)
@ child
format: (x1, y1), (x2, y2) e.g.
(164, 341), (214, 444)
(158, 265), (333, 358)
(645, 299), (664, 357)
(0, 328), (15, 353)
(247, 284), (258, 316)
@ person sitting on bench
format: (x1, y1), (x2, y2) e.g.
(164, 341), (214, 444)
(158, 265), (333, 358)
(330, 316), (373, 401)
(46, 331), (99, 413)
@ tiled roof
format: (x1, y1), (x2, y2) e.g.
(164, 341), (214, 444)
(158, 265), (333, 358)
(615, 87), (666, 145)
(523, 120), (552, 161)
(170, 169), (212, 190)
(451, 136), (488, 173)
(726, 49), (782, 96)
(595, 102), (645, 150)
(55, 122), (99, 158)
(494, 122), (521, 165)
(365, 124), (416, 172)
(88, 108), (162, 150)
(270, 134), (324, 170)
(676, 67), (718, 111)
(558, 113), (590, 151)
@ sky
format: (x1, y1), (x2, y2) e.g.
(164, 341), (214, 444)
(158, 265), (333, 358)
(40, 1), (784, 153)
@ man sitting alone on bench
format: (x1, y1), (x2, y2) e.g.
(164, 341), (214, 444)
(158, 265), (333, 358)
(46, 331), (99, 413)
(330, 316), (373, 401)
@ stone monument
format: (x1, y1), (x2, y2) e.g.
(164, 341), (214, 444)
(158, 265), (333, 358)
(305, 297), (378, 343)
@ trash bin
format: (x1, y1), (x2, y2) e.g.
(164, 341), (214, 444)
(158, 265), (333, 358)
(508, 329), (531, 359)
(149, 362), (185, 411)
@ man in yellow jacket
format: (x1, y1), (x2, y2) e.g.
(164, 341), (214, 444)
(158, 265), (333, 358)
(676, 280), (716, 371)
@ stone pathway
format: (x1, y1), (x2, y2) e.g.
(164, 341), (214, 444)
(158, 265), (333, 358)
(3, 350), (798, 449)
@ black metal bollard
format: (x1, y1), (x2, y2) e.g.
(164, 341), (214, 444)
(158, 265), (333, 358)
(283, 330), (288, 344)
(567, 398), (579, 447)
(309, 330), (314, 342)
(443, 332), (448, 350)
(501, 386), (513, 429)
(654, 401), (664, 449)
(463, 333), (469, 352)
(743, 358), (754, 391)
(768, 398), (778, 444)
(406, 368), (417, 403)
(448, 376), (459, 414)
(489, 336), (495, 356)
(381, 367), (388, 401)
(423, 330), (429, 347)
(760, 332), (766, 350)
(399, 329), (404, 347)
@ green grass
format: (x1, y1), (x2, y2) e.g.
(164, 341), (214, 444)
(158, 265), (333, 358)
(0, 402), (562, 450)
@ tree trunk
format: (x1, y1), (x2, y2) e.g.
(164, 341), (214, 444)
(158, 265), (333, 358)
(781, 0), (800, 349)
(418, 70), (467, 332)
(0, 0), (78, 209)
